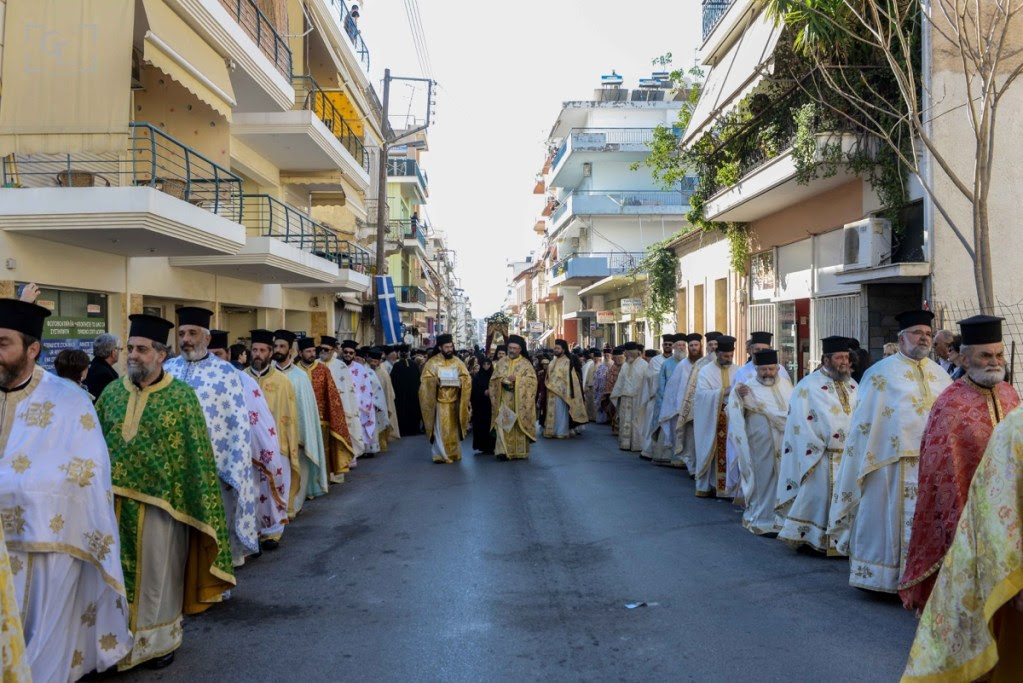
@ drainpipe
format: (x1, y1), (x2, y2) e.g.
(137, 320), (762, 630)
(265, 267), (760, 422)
(921, 0), (934, 307)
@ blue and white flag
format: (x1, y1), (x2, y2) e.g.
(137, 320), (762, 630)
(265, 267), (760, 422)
(375, 275), (402, 344)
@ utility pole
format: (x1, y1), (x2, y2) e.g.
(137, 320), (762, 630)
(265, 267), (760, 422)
(373, 71), (435, 345)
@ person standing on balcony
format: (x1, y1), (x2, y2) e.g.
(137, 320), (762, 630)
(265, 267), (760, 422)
(775, 337), (857, 555)
(692, 336), (738, 497)
(245, 330), (299, 549)
(610, 342), (648, 452)
(209, 331), (289, 552)
(164, 308), (259, 567)
(418, 335), (471, 464)
(273, 331), (328, 513)
(830, 310), (952, 593)
(96, 314), (233, 671)
(543, 339), (589, 439)
(297, 336), (355, 485)
(390, 344), (423, 435)
(368, 347), (400, 452)
(489, 335), (537, 461)
(0, 299), (131, 680)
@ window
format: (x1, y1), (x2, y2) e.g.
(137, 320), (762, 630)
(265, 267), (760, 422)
(714, 278), (728, 332)
(676, 287), (687, 331)
(693, 284), (705, 334)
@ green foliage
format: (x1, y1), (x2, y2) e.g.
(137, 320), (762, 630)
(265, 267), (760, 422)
(633, 239), (679, 335)
(524, 301), (536, 322)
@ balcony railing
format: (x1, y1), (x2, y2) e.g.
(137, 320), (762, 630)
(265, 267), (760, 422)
(240, 194), (340, 257)
(569, 127), (658, 145)
(398, 286), (427, 306)
(550, 187), (695, 227)
(293, 75), (368, 171)
(1, 123), (244, 223)
(387, 158), (429, 195)
(387, 219), (428, 248)
(219, 0), (292, 78)
(324, 0), (371, 74)
(550, 251), (646, 279)
(335, 240), (373, 272)
(703, 0), (735, 41)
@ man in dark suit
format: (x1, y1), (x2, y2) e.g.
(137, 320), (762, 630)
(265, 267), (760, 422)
(83, 333), (120, 400)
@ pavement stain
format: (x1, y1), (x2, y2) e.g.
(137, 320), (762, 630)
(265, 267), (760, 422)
(484, 540), (612, 569)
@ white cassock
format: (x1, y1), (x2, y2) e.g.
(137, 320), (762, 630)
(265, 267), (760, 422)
(278, 363), (328, 514)
(692, 360), (737, 496)
(374, 364), (401, 443)
(726, 374), (792, 534)
(325, 357), (366, 459)
(659, 357), (695, 468)
(348, 362), (379, 454)
(641, 355), (676, 462)
(726, 361), (791, 495)
(830, 353), (952, 592)
(776, 369), (857, 554)
(235, 369), (289, 545)
(610, 357), (648, 452)
(365, 366), (391, 451)
(675, 355), (716, 470)
(165, 354), (258, 563)
(0, 368), (132, 681)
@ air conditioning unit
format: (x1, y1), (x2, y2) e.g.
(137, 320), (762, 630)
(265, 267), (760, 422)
(842, 217), (891, 270)
(582, 162), (592, 178)
(577, 226), (589, 239)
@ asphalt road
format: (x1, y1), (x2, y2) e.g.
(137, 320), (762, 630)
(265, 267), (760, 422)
(117, 424), (919, 682)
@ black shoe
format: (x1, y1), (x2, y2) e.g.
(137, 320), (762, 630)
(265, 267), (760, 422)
(147, 653), (175, 669)
(260, 539), (279, 551)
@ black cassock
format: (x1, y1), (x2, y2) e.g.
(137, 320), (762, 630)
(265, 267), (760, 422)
(390, 358), (423, 435)
(470, 367), (495, 453)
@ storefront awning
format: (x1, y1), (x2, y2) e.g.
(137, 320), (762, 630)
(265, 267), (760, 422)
(142, 0), (236, 121)
(682, 10), (784, 145)
(0, 0), (135, 155)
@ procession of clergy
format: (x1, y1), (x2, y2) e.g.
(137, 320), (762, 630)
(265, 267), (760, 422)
(2, 294), (1023, 682)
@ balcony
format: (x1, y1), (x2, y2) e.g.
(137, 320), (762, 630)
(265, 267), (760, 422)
(218, 0), (291, 78)
(549, 252), (645, 286)
(385, 219), (428, 253)
(315, 0), (371, 75)
(387, 158), (429, 201)
(397, 285), (428, 312)
(231, 75), (370, 189)
(549, 128), (660, 188)
(703, 0), (735, 41)
(704, 131), (867, 223)
(549, 188), (694, 235)
(331, 240), (373, 291)
(0, 123), (246, 256)
(169, 194), (341, 284)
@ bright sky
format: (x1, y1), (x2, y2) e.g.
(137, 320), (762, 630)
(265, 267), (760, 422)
(360, 1), (702, 316)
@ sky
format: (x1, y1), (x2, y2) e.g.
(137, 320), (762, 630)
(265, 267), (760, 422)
(360, 1), (702, 316)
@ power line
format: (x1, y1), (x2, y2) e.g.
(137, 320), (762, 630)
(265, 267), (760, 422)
(408, 0), (434, 78)
(403, 0), (430, 79)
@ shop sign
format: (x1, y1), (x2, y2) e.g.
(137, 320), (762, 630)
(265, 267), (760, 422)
(41, 317), (108, 371)
(596, 310), (616, 324)
(620, 299), (643, 315)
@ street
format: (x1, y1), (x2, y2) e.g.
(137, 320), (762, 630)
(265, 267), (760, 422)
(120, 428), (918, 682)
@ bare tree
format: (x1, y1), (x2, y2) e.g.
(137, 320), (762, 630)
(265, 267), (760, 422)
(768, 0), (1023, 312)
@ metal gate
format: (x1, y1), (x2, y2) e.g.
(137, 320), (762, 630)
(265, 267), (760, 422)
(810, 294), (861, 361)
(748, 303), (777, 342)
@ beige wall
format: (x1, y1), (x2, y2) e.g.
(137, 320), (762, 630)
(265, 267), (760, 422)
(751, 180), (864, 251)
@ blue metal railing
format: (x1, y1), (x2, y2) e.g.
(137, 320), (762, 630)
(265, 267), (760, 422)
(551, 142), (568, 170)
(293, 75), (369, 171)
(335, 240), (373, 272)
(569, 127), (658, 145)
(703, 0), (735, 41)
(398, 285), (427, 305)
(386, 158), (428, 195)
(219, 0), (292, 77)
(550, 251), (646, 279)
(240, 194), (340, 257)
(1, 123), (244, 223)
(387, 219), (428, 248)
(550, 188), (695, 227)
(325, 0), (371, 74)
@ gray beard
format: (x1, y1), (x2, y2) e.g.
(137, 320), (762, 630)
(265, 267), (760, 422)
(968, 366), (1005, 387)
(0, 356), (28, 388)
(717, 360), (731, 368)
(903, 345), (930, 360)
(127, 359), (159, 385)
(250, 357), (267, 372)
(757, 376), (776, 386)
(182, 345), (207, 362)
(672, 351), (685, 360)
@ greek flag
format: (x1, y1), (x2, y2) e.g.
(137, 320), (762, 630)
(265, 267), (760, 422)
(376, 275), (402, 344)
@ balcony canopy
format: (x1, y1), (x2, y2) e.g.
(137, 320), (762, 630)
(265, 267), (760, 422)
(683, 10), (784, 145)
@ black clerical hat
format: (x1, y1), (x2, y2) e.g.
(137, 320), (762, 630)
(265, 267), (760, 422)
(686, 333), (703, 342)
(506, 335), (526, 350)
(958, 315), (1004, 345)
(250, 329), (275, 347)
(176, 306), (213, 329)
(496, 344), (508, 353)
(209, 330), (229, 350)
(715, 335), (736, 352)
(750, 331), (773, 345)
(554, 339), (569, 351)
(319, 335), (338, 348)
(662, 334), (674, 343)
(706, 331), (722, 342)
(612, 346), (625, 355)
(356, 346), (370, 358)
(895, 309), (935, 331)
(821, 336), (850, 354)
(368, 347), (384, 360)
(436, 333), (453, 346)
(340, 339), (358, 350)
(623, 341), (642, 351)
(129, 314), (174, 345)
(753, 349), (778, 366)
(297, 336), (316, 351)
(274, 329), (296, 345)
(0, 299), (51, 340)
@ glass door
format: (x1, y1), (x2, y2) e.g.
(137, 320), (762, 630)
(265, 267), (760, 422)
(777, 301), (798, 381)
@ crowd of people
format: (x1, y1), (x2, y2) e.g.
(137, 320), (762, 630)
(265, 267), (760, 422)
(2, 292), (1022, 680)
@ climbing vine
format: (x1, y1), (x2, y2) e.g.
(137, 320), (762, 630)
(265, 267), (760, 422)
(633, 239), (679, 336)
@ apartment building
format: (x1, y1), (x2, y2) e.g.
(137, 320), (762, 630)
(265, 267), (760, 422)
(538, 74), (692, 349)
(682, 1), (927, 378)
(0, 0), (382, 363)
